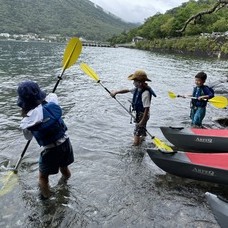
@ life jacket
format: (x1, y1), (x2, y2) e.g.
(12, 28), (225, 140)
(132, 87), (155, 113)
(28, 101), (67, 146)
(192, 85), (214, 108)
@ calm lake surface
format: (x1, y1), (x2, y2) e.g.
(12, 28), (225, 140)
(0, 40), (227, 228)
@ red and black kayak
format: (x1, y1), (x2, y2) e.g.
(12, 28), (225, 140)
(206, 192), (228, 228)
(147, 149), (228, 185)
(160, 127), (228, 152)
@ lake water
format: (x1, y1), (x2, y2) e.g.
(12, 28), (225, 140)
(0, 40), (227, 228)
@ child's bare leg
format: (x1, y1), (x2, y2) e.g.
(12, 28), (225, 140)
(140, 136), (146, 142)
(133, 135), (141, 146)
(39, 172), (51, 199)
(59, 166), (71, 183)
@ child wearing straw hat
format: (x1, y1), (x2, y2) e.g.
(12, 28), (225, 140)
(111, 70), (156, 146)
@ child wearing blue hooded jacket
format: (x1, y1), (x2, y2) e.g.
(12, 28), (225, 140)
(179, 71), (214, 127)
(17, 80), (74, 199)
(190, 72), (214, 127)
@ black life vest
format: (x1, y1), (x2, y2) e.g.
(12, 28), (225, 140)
(132, 87), (154, 112)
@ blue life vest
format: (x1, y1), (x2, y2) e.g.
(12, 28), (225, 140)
(28, 102), (67, 146)
(192, 85), (214, 107)
(132, 87), (155, 113)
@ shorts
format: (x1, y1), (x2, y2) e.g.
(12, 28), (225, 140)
(39, 138), (74, 175)
(134, 112), (149, 137)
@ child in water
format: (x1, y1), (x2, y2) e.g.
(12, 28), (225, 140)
(17, 80), (74, 199)
(179, 71), (214, 127)
(111, 70), (156, 146)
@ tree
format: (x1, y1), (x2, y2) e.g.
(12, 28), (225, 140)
(177, 0), (228, 32)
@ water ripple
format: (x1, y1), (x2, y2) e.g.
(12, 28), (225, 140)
(0, 41), (226, 227)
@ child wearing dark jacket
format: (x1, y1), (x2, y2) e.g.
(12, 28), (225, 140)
(17, 80), (74, 199)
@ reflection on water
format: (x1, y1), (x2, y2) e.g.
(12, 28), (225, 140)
(0, 40), (227, 227)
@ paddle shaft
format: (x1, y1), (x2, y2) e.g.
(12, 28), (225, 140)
(184, 96), (227, 107)
(52, 77), (62, 93)
(52, 40), (79, 93)
(52, 73), (64, 93)
(170, 91), (227, 108)
(13, 140), (31, 172)
(99, 81), (135, 118)
(177, 94), (210, 100)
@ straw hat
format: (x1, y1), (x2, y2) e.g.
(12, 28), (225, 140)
(128, 70), (151, 81)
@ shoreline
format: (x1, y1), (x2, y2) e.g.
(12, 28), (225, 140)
(134, 36), (228, 60)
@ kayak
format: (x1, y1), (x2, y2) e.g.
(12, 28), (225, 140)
(160, 127), (228, 152)
(205, 192), (228, 228)
(147, 149), (228, 185)
(213, 117), (228, 128)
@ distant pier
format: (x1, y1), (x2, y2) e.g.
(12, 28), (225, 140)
(82, 40), (112, 47)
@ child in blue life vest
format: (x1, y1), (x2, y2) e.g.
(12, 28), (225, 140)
(111, 70), (156, 146)
(179, 71), (214, 127)
(17, 80), (74, 199)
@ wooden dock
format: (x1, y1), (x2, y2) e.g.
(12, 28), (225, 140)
(82, 40), (111, 47)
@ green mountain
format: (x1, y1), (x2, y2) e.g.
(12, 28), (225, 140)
(0, 0), (137, 41)
(109, 0), (228, 44)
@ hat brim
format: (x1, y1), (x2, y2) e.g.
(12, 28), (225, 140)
(37, 90), (46, 101)
(17, 90), (46, 110)
(128, 74), (151, 81)
(128, 74), (135, 80)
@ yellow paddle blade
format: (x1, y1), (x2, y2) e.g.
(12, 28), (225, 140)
(0, 171), (18, 197)
(62, 37), (82, 70)
(168, 91), (177, 99)
(80, 63), (100, 82)
(152, 137), (173, 152)
(209, 96), (228, 109)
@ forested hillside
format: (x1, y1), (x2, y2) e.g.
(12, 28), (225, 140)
(0, 0), (136, 41)
(109, 0), (228, 44)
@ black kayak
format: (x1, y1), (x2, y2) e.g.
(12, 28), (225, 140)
(206, 192), (228, 228)
(160, 127), (228, 152)
(213, 117), (228, 128)
(147, 149), (228, 185)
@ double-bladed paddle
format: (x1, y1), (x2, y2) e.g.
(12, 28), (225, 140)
(80, 63), (173, 152)
(0, 37), (82, 196)
(168, 91), (228, 109)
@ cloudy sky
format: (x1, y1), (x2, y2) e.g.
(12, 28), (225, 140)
(90, 0), (189, 23)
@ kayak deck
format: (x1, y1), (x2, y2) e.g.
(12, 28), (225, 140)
(190, 128), (228, 137)
(187, 153), (228, 170)
(147, 149), (228, 185)
(160, 127), (228, 152)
